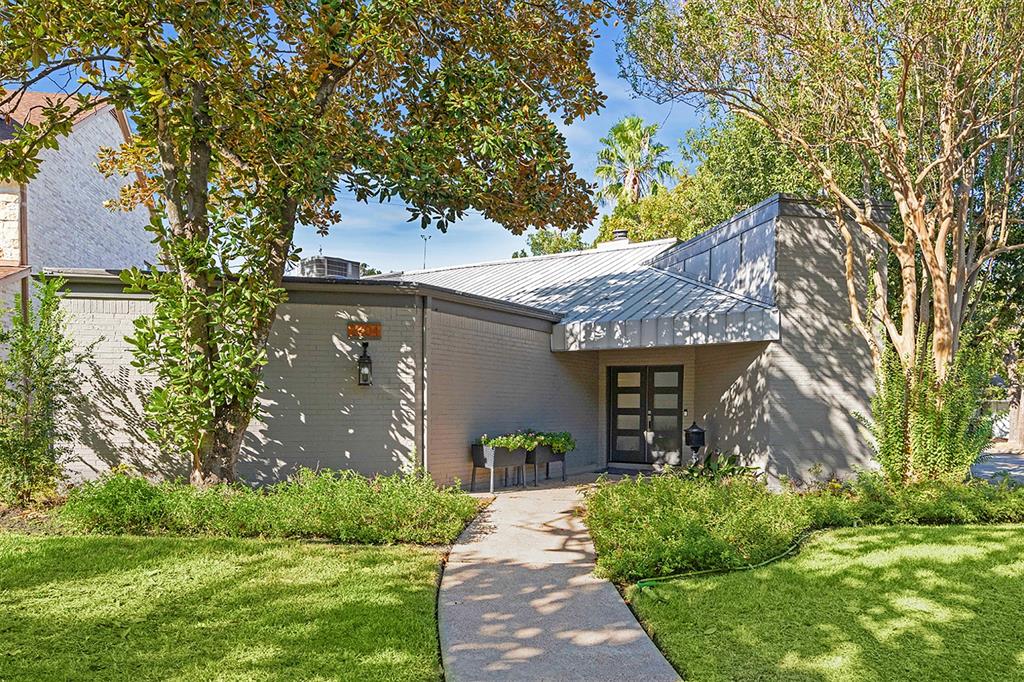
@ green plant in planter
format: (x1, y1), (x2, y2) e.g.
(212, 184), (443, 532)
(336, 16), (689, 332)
(540, 431), (576, 454)
(480, 431), (542, 452)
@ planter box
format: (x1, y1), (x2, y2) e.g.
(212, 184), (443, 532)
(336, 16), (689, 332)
(470, 444), (528, 493)
(525, 444), (570, 485)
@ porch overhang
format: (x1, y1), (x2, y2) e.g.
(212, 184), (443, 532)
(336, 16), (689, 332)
(552, 306), (781, 351)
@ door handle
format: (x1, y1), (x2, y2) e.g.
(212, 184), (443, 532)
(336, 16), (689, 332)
(647, 411), (653, 430)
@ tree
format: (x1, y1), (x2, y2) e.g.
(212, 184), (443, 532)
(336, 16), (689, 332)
(0, 0), (607, 484)
(512, 228), (588, 257)
(0, 277), (88, 504)
(623, 0), (1024, 480)
(595, 115), (675, 206)
(595, 111), (832, 243)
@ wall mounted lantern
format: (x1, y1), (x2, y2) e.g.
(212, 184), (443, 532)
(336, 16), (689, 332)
(684, 421), (705, 461)
(357, 342), (373, 386)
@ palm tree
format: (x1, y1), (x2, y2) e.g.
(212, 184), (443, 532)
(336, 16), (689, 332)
(595, 116), (675, 206)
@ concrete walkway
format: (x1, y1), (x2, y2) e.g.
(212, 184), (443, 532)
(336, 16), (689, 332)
(439, 476), (680, 682)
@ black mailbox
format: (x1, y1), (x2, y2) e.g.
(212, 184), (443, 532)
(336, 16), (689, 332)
(684, 421), (706, 452)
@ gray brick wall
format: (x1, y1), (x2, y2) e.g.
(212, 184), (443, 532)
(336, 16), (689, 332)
(59, 293), (421, 483)
(426, 310), (598, 486)
(768, 204), (875, 481)
(693, 341), (772, 469)
(242, 302), (421, 483)
(28, 109), (156, 271)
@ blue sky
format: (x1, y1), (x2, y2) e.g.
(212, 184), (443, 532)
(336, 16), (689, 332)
(292, 25), (703, 273)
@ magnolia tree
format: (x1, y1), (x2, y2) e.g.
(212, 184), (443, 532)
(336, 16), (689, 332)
(0, 0), (606, 484)
(621, 0), (1024, 480)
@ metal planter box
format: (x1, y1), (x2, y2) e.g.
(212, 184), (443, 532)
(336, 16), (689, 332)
(525, 444), (569, 484)
(470, 444), (527, 493)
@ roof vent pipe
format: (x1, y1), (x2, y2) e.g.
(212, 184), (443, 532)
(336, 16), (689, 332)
(611, 229), (630, 242)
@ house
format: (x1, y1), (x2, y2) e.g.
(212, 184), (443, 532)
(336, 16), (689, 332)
(52, 194), (877, 485)
(0, 92), (156, 308)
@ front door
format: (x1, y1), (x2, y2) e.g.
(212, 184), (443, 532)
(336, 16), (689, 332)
(608, 365), (684, 465)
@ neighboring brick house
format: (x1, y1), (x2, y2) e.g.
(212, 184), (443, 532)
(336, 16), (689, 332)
(53, 194), (880, 487)
(0, 92), (155, 308)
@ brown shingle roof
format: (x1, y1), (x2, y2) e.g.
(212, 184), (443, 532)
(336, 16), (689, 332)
(0, 91), (109, 139)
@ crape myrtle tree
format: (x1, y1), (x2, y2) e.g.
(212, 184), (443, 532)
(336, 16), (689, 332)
(0, 0), (606, 485)
(621, 0), (1024, 481)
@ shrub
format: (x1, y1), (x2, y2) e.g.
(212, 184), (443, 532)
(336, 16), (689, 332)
(59, 468), (479, 545)
(0, 277), (90, 505)
(585, 474), (809, 581)
(585, 470), (1024, 583)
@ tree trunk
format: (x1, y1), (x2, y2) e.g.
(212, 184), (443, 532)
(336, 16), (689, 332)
(195, 204), (298, 484)
(1010, 382), (1024, 450)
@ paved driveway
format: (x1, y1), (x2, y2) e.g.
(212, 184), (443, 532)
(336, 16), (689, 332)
(972, 450), (1024, 484)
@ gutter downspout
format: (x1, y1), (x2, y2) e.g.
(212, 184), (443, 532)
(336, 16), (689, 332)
(419, 295), (430, 474)
(18, 182), (28, 325)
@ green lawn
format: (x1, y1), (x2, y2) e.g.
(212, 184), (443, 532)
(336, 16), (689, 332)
(627, 525), (1024, 682)
(0, 534), (443, 681)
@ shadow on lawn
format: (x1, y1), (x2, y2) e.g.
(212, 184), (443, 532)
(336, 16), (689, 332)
(0, 535), (441, 681)
(631, 525), (1024, 682)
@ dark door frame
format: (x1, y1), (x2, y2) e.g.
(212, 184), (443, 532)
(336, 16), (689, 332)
(607, 364), (685, 465)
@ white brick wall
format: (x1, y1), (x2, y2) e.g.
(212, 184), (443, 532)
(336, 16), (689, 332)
(28, 110), (156, 270)
(426, 311), (599, 486)
(0, 183), (19, 264)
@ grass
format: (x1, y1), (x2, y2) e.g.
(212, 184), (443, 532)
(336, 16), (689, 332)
(626, 525), (1024, 682)
(0, 533), (444, 681)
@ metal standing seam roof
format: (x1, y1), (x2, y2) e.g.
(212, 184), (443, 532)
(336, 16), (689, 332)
(376, 238), (781, 351)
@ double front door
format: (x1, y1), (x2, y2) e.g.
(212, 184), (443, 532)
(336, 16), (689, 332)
(608, 365), (684, 466)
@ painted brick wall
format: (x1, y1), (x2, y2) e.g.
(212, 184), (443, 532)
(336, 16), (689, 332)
(28, 110), (155, 270)
(60, 296), (173, 480)
(693, 342), (772, 469)
(426, 310), (598, 486)
(59, 293), (421, 483)
(769, 204), (876, 481)
(242, 302), (420, 483)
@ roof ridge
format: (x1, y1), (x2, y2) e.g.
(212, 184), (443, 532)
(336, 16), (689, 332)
(390, 237), (678, 277)
(649, 266), (776, 310)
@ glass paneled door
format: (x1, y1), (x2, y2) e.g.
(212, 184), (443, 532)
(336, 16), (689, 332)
(608, 365), (684, 465)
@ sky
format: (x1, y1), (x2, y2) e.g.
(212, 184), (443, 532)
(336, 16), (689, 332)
(292, 25), (703, 273)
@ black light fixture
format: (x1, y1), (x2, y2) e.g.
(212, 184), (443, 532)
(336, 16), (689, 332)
(684, 421), (705, 461)
(357, 341), (373, 386)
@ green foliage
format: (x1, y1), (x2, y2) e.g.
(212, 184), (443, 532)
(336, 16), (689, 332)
(585, 475), (810, 581)
(479, 430), (576, 453)
(58, 468), (479, 545)
(118, 209), (285, 468)
(594, 111), (849, 245)
(627, 526), (1024, 682)
(0, 535), (442, 681)
(512, 228), (588, 257)
(595, 115), (675, 206)
(678, 451), (759, 483)
(540, 431), (576, 454)
(585, 471), (1024, 582)
(0, 0), (609, 483)
(861, 340), (996, 484)
(0, 277), (88, 505)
